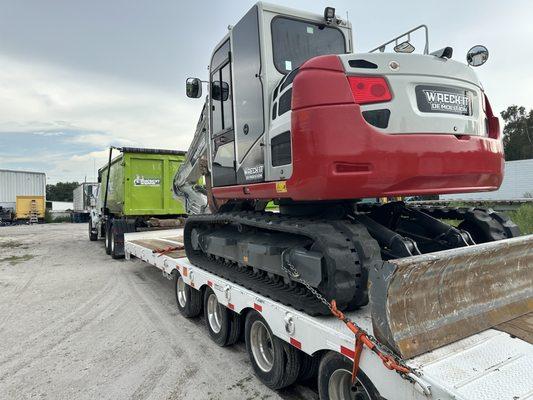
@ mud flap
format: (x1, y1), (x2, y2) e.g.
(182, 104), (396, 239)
(369, 234), (533, 359)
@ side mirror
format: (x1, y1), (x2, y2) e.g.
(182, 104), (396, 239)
(211, 81), (229, 101)
(186, 77), (202, 98)
(466, 45), (489, 67)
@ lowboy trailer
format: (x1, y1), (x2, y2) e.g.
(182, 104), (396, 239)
(124, 229), (533, 400)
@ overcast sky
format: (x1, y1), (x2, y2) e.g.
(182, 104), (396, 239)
(1, 0), (532, 183)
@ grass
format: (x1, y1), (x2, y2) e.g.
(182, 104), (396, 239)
(435, 201), (533, 235)
(45, 210), (71, 223)
(507, 204), (533, 235)
(0, 254), (34, 265)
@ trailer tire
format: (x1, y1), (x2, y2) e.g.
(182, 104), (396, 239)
(89, 220), (98, 241)
(203, 287), (241, 347)
(245, 311), (301, 389)
(226, 311), (242, 346)
(318, 351), (380, 400)
(174, 272), (202, 318)
(298, 352), (321, 382)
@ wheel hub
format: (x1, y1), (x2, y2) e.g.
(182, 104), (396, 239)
(206, 293), (222, 333)
(328, 369), (370, 400)
(250, 320), (274, 372)
(177, 276), (187, 307)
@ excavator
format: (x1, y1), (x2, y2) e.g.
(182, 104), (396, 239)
(173, 2), (532, 359)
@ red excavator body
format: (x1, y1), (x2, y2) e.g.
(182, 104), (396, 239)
(212, 55), (503, 203)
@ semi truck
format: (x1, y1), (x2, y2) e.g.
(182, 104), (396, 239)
(117, 3), (532, 399)
(89, 147), (186, 259)
(71, 182), (99, 223)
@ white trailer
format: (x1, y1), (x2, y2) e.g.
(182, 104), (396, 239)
(124, 229), (533, 400)
(73, 182), (99, 212)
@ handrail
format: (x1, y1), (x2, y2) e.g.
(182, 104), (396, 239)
(369, 25), (429, 55)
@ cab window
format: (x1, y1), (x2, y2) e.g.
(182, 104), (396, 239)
(271, 17), (346, 74)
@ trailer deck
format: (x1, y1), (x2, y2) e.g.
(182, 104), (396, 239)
(125, 229), (533, 400)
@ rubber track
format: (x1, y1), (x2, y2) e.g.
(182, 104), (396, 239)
(357, 202), (521, 242)
(409, 205), (521, 241)
(184, 211), (381, 316)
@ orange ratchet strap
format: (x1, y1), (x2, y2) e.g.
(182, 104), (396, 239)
(152, 245), (183, 257)
(330, 300), (411, 383)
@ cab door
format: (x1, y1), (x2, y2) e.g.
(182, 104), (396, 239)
(210, 40), (236, 187)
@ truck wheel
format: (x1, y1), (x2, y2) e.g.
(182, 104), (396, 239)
(245, 311), (301, 389)
(174, 272), (202, 318)
(89, 220), (98, 241)
(105, 223), (112, 255)
(318, 352), (380, 400)
(203, 287), (241, 347)
(110, 225), (124, 259)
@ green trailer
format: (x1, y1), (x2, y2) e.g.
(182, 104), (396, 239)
(89, 147), (186, 258)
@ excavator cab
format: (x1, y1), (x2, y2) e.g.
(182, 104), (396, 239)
(186, 3), (352, 188)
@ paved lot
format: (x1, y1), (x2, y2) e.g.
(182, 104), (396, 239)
(0, 223), (317, 400)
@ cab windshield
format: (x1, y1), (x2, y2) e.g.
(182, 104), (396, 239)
(271, 17), (346, 74)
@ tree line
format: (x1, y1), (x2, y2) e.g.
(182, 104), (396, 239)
(501, 105), (533, 161)
(46, 181), (79, 202)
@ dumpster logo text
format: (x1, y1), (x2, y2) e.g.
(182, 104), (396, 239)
(133, 176), (161, 186)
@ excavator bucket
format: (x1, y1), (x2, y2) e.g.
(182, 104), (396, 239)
(369, 234), (533, 359)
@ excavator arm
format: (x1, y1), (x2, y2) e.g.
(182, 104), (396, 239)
(173, 98), (210, 215)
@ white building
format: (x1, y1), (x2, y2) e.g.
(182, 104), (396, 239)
(441, 159), (533, 201)
(0, 169), (46, 209)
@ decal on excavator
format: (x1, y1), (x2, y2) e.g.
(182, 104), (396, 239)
(416, 85), (472, 115)
(275, 181), (287, 193)
(243, 165), (264, 181)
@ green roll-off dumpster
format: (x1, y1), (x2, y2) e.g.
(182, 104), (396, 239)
(89, 147), (187, 258)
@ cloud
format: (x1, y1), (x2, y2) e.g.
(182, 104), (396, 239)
(0, 53), (203, 181)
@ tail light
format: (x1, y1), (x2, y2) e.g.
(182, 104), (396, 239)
(483, 94), (500, 139)
(347, 76), (392, 104)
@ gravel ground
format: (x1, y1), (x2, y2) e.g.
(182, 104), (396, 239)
(0, 223), (318, 400)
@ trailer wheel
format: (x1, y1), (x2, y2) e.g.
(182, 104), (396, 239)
(245, 311), (301, 389)
(298, 352), (321, 382)
(318, 352), (380, 400)
(174, 272), (202, 318)
(203, 287), (241, 347)
(89, 220), (97, 241)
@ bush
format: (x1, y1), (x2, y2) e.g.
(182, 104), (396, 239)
(44, 209), (71, 224)
(44, 209), (53, 223)
(507, 204), (533, 235)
